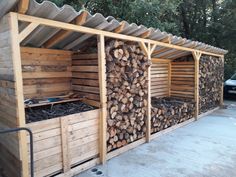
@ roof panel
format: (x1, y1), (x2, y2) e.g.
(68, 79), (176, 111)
(0, 0), (228, 55)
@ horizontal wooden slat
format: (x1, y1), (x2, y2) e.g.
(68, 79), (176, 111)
(72, 53), (97, 60)
(72, 66), (98, 72)
(72, 85), (99, 94)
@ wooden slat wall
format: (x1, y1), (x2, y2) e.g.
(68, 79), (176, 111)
(27, 109), (99, 177)
(21, 47), (72, 99)
(170, 61), (195, 99)
(0, 15), (21, 177)
(151, 62), (169, 97)
(72, 53), (100, 102)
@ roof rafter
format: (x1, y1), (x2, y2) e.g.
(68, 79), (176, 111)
(43, 11), (88, 48)
(18, 0), (29, 14)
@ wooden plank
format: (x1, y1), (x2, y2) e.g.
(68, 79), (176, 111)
(72, 72), (98, 79)
(10, 13), (29, 176)
(97, 34), (107, 164)
(68, 109), (100, 124)
(72, 85), (99, 94)
(72, 66), (98, 72)
(21, 47), (72, 56)
(22, 72), (72, 79)
(72, 79), (99, 87)
(60, 117), (70, 173)
(19, 22), (39, 42)
(18, 0), (29, 14)
(72, 53), (98, 60)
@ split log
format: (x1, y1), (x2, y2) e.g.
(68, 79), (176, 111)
(106, 40), (151, 152)
(199, 55), (224, 113)
(151, 97), (195, 133)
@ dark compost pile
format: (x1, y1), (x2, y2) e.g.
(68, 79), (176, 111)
(25, 101), (96, 123)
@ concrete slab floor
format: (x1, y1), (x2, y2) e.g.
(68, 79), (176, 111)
(76, 101), (236, 177)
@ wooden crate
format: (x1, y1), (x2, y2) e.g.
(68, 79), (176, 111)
(26, 109), (100, 177)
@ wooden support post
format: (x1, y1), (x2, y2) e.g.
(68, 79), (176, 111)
(18, 0), (29, 14)
(138, 41), (152, 142)
(60, 117), (70, 173)
(97, 34), (107, 164)
(220, 56), (225, 106)
(168, 61), (171, 96)
(9, 12), (29, 177)
(192, 51), (202, 120)
(146, 43), (152, 143)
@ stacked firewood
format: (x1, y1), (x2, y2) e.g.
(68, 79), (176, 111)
(199, 55), (224, 113)
(151, 97), (195, 133)
(106, 40), (151, 152)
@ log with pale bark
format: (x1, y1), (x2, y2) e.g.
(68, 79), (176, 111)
(199, 55), (224, 113)
(151, 97), (195, 133)
(106, 40), (151, 152)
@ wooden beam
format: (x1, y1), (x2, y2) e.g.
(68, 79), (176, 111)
(160, 36), (170, 43)
(18, 0), (29, 14)
(151, 58), (171, 63)
(9, 13), (29, 177)
(97, 34), (107, 164)
(150, 44), (157, 54)
(44, 11), (88, 48)
(168, 62), (171, 96)
(152, 39), (186, 56)
(114, 21), (126, 33)
(192, 51), (202, 120)
(146, 43), (153, 143)
(140, 30), (152, 38)
(138, 42), (148, 56)
(18, 22), (39, 42)
(16, 13), (225, 57)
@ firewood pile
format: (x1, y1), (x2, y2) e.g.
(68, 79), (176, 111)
(199, 55), (224, 113)
(151, 97), (195, 133)
(106, 40), (151, 152)
(25, 101), (95, 123)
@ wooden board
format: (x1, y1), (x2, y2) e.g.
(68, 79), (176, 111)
(72, 52), (100, 102)
(151, 61), (169, 98)
(21, 47), (72, 99)
(170, 61), (195, 99)
(26, 109), (100, 177)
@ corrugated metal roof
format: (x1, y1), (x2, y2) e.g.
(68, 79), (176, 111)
(0, 0), (228, 57)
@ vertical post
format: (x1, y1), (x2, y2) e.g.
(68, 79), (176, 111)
(9, 13), (29, 176)
(192, 51), (201, 120)
(146, 43), (151, 142)
(60, 117), (70, 173)
(97, 34), (107, 164)
(220, 56), (225, 106)
(168, 61), (171, 96)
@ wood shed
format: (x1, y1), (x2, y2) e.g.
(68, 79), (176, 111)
(0, 0), (227, 177)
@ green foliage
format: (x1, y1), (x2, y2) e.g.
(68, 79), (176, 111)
(37, 0), (236, 79)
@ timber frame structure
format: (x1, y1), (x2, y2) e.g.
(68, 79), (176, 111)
(0, 1), (227, 177)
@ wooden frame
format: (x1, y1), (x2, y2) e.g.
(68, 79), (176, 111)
(16, 13), (224, 58)
(192, 51), (202, 119)
(0, 11), (226, 177)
